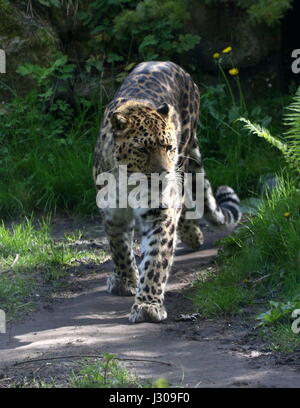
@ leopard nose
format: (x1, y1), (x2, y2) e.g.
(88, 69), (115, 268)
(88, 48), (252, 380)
(155, 162), (169, 173)
(150, 154), (170, 173)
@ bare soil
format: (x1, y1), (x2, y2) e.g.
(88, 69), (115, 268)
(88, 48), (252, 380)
(0, 216), (300, 388)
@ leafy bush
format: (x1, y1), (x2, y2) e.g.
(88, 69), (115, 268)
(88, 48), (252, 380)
(204, 0), (293, 25)
(79, 0), (200, 72)
(246, 0), (292, 26)
(0, 56), (100, 217)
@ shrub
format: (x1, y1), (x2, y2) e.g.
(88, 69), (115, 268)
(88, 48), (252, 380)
(79, 0), (200, 73)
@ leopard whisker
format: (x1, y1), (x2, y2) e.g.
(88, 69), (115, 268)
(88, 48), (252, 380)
(177, 154), (203, 167)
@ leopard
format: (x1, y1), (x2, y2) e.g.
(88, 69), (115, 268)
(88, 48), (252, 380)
(93, 61), (241, 323)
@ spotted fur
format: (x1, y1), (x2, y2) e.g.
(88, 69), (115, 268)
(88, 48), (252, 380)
(93, 61), (241, 323)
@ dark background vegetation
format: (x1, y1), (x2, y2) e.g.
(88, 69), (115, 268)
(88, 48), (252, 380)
(0, 0), (298, 217)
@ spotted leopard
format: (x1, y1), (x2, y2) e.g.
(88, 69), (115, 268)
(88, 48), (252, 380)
(93, 61), (241, 323)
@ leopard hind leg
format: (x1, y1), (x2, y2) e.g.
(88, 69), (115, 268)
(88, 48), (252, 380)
(178, 207), (204, 250)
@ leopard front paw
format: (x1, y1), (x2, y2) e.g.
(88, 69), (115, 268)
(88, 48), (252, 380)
(129, 302), (167, 323)
(107, 275), (136, 296)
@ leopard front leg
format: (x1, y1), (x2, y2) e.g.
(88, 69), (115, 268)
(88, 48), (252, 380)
(129, 208), (179, 323)
(104, 209), (139, 296)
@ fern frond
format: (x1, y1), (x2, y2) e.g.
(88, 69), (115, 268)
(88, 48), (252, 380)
(284, 87), (300, 163)
(239, 118), (288, 155)
(239, 116), (300, 176)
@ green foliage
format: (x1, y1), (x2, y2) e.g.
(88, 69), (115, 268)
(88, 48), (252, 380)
(0, 56), (101, 217)
(21, 0), (78, 8)
(0, 217), (107, 319)
(284, 86), (300, 170)
(37, 0), (62, 7)
(0, 53), (286, 216)
(199, 83), (282, 196)
(259, 323), (300, 352)
(18, 0), (63, 13)
(204, 0), (292, 25)
(240, 119), (291, 162)
(79, 0), (200, 72)
(71, 354), (143, 388)
(257, 297), (300, 351)
(193, 91), (300, 319)
(152, 377), (169, 388)
(199, 45), (285, 196)
(246, 0), (292, 26)
(192, 177), (300, 317)
(16, 55), (75, 87)
(256, 299), (300, 326)
(240, 87), (300, 178)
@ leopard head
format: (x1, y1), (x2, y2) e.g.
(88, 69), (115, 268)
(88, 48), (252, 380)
(110, 101), (178, 174)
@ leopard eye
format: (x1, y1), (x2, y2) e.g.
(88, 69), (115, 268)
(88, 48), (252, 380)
(137, 147), (147, 154)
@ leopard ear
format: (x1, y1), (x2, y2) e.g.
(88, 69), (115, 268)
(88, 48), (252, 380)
(157, 103), (169, 117)
(111, 112), (130, 132)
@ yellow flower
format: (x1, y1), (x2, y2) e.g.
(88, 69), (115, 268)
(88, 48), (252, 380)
(283, 212), (291, 217)
(222, 46), (232, 54)
(213, 52), (221, 59)
(229, 68), (239, 76)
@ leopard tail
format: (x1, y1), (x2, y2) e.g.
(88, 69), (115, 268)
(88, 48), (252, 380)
(203, 177), (242, 231)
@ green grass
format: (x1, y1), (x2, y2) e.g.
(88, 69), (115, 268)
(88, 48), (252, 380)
(193, 85), (300, 351)
(0, 217), (107, 319)
(0, 90), (102, 218)
(259, 323), (300, 352)
(70, 355), (169, 388)
(10, 354), (170, 388)
(192, 176), (300, 349)
(255, 300), (300, 352)
(70, 354), (145, 388)
(8, 355), (145, 388)
(192, 177), (300, 316)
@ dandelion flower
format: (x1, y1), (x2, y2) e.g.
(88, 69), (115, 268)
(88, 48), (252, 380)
(213, 52), (221, 59)
(222, 46), (232, 54)
(229, 68), (239, 76)
(283, 212), (291, 217)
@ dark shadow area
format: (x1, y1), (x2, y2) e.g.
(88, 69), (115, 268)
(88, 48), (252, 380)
(281, 0), (300, 88)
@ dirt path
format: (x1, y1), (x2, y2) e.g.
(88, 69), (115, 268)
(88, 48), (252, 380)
(0, 218), (300, 387)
